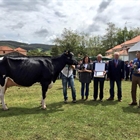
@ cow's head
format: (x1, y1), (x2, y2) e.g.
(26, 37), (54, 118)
(63, 51), (78, 65)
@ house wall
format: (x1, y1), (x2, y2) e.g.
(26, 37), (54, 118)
(120, 55), (129, 61)
(129, 52), (137, 61)
(4, 51), (25, 56)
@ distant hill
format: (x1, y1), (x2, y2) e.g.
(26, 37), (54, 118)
(0, 40), (54, 51)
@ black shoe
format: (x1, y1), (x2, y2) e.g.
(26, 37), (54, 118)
(129, 102), (137, 106)
(118, 99), (122, 102)
(99, 99), (103, 102)
(107, 97), (114, 101)
(72, 100), (76, 103)
(64, 98), (68, 103)
(64, 100), (68, 103)
(81, 96), (84, 100)
(85, 96), (88, 100)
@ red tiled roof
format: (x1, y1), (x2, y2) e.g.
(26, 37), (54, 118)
(106, 54), (113, 58)
(112, 44), (122, 50)
(14, 47), (26, 52)
(122, 35), (140, 45)
(119, 49), (128, 55)
(106, 48), (113, 53)
(0, 46), (13, 51)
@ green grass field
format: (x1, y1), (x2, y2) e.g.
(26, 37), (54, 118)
(0, 79), (140, 140)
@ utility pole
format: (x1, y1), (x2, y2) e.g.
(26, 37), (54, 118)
(124, 21), (131, 42)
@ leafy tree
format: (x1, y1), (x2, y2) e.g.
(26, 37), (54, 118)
(53, 28), (86, 56)
(50, 45), (61, 56)
(84, 35), (105, 56)
(102, 22), (117, 49)
(116, 27), (140, 45)
(51, 23), (140, 58)
(128, 27), (140, 39)
(27, 48), (48, 56)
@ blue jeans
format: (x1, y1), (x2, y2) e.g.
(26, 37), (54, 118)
(68, 80), (71, 88)
(109, 80), (122, 99)
(61, 74), (76, 100)
(81, 83), (90, 97)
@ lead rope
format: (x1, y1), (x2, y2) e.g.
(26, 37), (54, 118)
(67, 65), (70, 77)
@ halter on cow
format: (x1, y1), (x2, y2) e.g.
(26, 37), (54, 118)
(0, 51), (78, 110)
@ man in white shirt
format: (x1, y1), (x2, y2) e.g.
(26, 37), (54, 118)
(61, 65), (76, 103)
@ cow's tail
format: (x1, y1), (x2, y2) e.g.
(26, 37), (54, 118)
(0, 57), (6, 87)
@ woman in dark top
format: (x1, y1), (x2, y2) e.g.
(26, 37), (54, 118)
(78, 56), (92, 100)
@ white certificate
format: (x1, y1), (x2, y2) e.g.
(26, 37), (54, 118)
(94, 71), (104, 77)
(95, 63), (105, 71)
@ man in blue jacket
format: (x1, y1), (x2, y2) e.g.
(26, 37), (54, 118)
(129, 51), (140, 107)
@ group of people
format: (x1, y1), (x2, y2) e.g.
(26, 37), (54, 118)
(60, 51), (140, 107)
(124, 60), (136, 81)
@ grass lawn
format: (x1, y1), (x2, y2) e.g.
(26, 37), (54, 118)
(0, 79), (140, 140)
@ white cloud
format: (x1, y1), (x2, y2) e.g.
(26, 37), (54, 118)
(0, 0), (140, 44)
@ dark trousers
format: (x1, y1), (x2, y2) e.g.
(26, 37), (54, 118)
(109, 80), (122, 99)
(125, 71), (129, 80)
(93, 78), (104, 100)
(131, 75), (140, 103)
(130, 70), (133, 81)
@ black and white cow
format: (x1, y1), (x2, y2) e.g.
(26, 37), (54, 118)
(0, 51), (78, 110)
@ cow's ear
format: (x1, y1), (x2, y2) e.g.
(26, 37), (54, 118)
(64, 50), (68, 55)
(70, 52), (74, 56)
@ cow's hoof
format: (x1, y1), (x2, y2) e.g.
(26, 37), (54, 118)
(3, 107), (9, 111)
(42, 105), (46, 109)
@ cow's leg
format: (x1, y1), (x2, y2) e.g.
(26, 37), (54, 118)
(40, 81), (53, 105)
(41, 82), (49, 109)
(0, 86), (8, 110)
(48, 81), (53, 89)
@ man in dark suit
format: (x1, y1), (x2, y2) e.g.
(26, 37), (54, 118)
(93, 54), (108, 101)
(107, 52), (124, 102)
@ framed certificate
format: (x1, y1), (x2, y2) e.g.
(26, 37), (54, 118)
(94, 63), (105, 77)
(95, 63), (105, 71)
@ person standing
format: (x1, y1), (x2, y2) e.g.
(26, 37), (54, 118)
(125, 61), (130, 81)
(107, 52), (124, 101)
(61, 65), (76, 103)
(78, 56), (92, 100)
(93, 54), (107, 101)
(129, 51), (140, 107)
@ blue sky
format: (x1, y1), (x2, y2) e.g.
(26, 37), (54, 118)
(0, 0), (140, 44)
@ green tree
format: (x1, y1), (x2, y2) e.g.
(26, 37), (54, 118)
(128, 27), (140, 39)
(85, 35), (105, 56)
(27, 48), (48, 56)
(102, 22), (117, 49)
(116, 27), (140, 45)
(50, 45), (60, 56)
(53, 28), (86, 56)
